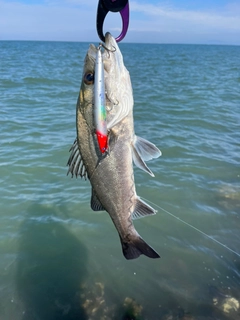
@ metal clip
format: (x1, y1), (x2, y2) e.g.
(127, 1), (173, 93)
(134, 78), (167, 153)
(96, 0), (129, 43)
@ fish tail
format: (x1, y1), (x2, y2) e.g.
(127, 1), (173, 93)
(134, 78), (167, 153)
(120, 234), (160, 260)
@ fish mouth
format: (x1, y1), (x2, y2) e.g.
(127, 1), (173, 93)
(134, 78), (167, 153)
(87, 33), (120, 65)
(103, 32), (124, 73)
(104, 32), (117, 51)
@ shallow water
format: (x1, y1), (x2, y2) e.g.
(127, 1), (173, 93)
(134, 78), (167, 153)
(0, 40), (240, 319)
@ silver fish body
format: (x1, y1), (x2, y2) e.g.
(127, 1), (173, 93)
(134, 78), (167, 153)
(68, 33), (161, 259)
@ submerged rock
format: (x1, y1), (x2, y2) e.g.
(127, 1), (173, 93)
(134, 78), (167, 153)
(81, 281), (112, 320)
(80, 282), (144, 320)
(211, 291), (239, 314)
(217, 183), (240, 211)
(122, 297), (143, 319)
(222, 297), (239, 313)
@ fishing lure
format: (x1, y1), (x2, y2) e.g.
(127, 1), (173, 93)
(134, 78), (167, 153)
(94, 46), (108, 154)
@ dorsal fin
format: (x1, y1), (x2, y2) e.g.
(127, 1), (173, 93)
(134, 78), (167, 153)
(67, 139), (87, 179)
(131, 197), (157, 220)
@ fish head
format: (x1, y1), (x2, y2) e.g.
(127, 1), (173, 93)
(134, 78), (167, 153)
(103, 32), (133, 129)
(103, 32), (129, 89)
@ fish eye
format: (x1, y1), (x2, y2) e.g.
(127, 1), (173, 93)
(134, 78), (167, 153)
(84, 72), (94, 85)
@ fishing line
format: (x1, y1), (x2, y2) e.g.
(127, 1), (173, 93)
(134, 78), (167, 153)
(142, 197), (240, 258)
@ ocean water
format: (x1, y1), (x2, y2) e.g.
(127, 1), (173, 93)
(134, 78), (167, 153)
(0, 40), (240, 320)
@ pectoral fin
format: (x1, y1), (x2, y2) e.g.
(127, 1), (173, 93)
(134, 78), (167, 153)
(134, 135), (161, 161)
(131, 197), (157, 220)
(67, 139), (87, 179)
(131, 135), (161, 177)
(91, 189), (106, 211)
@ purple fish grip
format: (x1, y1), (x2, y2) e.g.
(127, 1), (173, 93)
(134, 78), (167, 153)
(115, 2), (129, 42)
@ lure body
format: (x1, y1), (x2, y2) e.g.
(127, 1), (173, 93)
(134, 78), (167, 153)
(94, 47), (108, 153)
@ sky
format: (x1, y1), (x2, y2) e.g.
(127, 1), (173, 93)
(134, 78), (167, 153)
(0, 0), (240, 44)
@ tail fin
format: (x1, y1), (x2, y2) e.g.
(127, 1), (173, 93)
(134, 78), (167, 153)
(120, 235), (160, 260)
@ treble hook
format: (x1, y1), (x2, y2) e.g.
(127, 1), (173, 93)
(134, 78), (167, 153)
(96, 0), (129, 43)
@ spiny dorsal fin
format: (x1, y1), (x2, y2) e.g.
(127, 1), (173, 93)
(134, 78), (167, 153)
(131, 135), (161, 177)
(131, 197), (157, 220)
(67, 139), (87, 179)
(91, 189), (106, 211)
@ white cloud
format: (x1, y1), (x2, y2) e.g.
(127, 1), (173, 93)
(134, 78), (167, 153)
(127, 1), (240, 44)
(130, 1), (240, 31)
(0, 0), (98, 41)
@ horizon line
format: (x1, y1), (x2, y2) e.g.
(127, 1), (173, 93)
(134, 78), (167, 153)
(1, 39), (240, 47)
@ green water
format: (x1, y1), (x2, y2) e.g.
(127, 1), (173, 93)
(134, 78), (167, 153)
(0, 41), (240, 319)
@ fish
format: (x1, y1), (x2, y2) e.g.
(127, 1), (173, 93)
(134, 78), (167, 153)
(67, 32), (161, 260)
